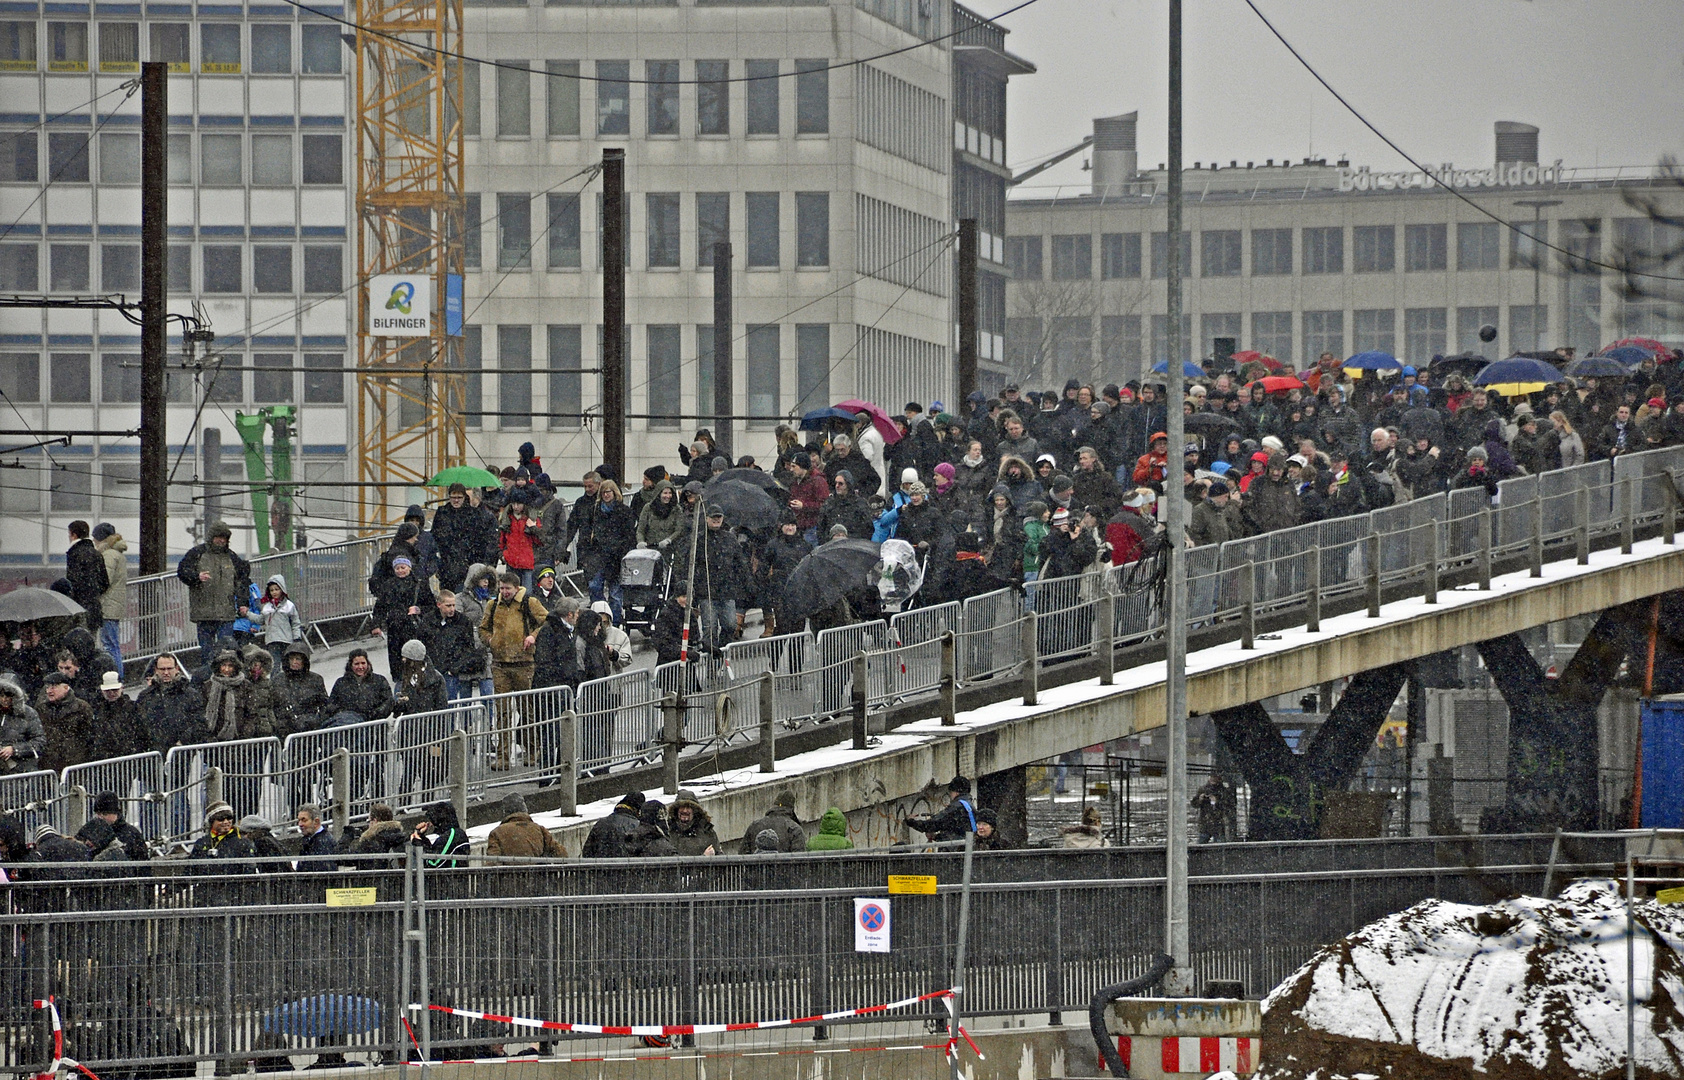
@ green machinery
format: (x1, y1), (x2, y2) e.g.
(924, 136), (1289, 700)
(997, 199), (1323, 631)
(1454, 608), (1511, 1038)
(232, 405), (297, 555)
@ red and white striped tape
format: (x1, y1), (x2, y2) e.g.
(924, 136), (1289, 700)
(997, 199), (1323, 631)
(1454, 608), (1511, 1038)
(1115, 1035), (1258, 1074)
(405, 1042), (955, 1066)
(31, 998), (100, 1080)
(416, 987), (954, 1037)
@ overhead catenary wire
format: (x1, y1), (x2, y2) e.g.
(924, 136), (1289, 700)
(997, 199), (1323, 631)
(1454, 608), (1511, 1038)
(0, 80), (141, 246)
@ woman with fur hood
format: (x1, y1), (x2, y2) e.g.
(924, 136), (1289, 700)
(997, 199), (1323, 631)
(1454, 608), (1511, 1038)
(0, 675), (45, 773)
(668, 789), (722, 856)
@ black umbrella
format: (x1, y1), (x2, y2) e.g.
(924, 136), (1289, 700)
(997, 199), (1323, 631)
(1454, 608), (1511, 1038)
(1567, 356), (1631, 379)
(1183, 412), (1240, 437)
(709, 468), (786, 495)
(702, 476), (782, 530)
(1427, 351), (1490, 380)
(782, 539), (883, 626)
(0, 587), (87, 624)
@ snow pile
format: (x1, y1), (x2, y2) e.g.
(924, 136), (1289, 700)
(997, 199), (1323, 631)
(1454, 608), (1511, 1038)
(1259, 879), (1684, 1080)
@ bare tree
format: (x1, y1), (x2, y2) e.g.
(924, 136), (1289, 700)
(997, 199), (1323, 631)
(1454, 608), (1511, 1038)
(1007, 279), (1149, 385)
(1615, 157), (1684, 328)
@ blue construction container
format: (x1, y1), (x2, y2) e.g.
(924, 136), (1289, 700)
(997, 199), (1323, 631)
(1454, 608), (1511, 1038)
(1640, 696), (1684, 828)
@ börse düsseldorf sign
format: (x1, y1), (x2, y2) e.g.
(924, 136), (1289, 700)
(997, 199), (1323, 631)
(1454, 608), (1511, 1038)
(1338, 160), (1564, 193)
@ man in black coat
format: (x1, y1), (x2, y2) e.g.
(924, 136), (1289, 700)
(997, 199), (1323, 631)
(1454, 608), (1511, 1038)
(428, 484), (493, 593)
(736, 790), (806, 853)
(64, 520), (109, 631)
(135, 653), (203, 752)
(276, 643), (330, 732)
(905, 776), (976, 844)
(91, 791), (149, 861)
(649, 586), (698, 666)
(294, 804), (338, 871)
(419, 592), (484, 700)
(581, 790), (646, 858)
(532, 599), (583, 690)
(88, 671), (149, 760)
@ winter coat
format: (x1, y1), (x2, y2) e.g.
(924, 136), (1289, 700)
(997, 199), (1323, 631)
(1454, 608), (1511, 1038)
(1188, 499), (1239, 548)
(430, 501), (497, 591)
(680, 526), (751, 603)
(906, 797), (973, 844)
(997, 460), (1043, 517)
(651, 597), (693, 665)
(997, 432), (1040, 466)
(817, 489), (875, 543)
(413, 824), (470, 870)
(97, 534), (128, 622)
(581, 803), (644, 858)
(176, 542), (253, 625)
(737, 805), (805, 854)
(88, 690), (149, 761)
(58, 627), (116, 702)
(328, 657), (395, 724)
(532, 612), (582, 690)
(1242, 474), (1301, 535)
(0, 676), (45, 771)
(296, 827), (339, 870)
(1071, 467), (1123, 517)
(486, 812), (566, 859)
(635, 481), (685, 551)
(626, 823), (678, 858)
(257, 575), (306, 647)
(35, 689), (94, 774)
(453, 564), (496, 681)
(805, 807), (854, 851)
(478, 587), (549, 666)
(420, 609), (482, 678)
(1060, 823), (1105, 849)
(392, 661), (449, 717)
(786, 472), (830, 532)
(277, 644), (330, 732)
(578, 500), (637, 583)
(202, 645), (286, 741)
(65, 536), (109, 620)
(497, 507), (544, 572)
(823, 451), (881, 499)
(371, 571), (434, 655)
(952, 457), (995, 508)
(136, 666), (203, 752)
(946, 553), (1009, 603)
(1044, 526), (1100, 579)
(669, 795), (721, 857)
(344, 819), (409, 860)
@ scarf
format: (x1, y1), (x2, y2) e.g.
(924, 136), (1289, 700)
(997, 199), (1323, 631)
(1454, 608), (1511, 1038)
(962, 452), (983, 469)
(205, 670), (246, 739)
(652, 496), (675, 519)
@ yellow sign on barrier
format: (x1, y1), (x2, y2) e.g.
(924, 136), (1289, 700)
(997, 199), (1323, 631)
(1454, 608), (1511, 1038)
(325, 887), (377, 907)
(887, 875), (937, 895)
(1658, 886), (1684, 905)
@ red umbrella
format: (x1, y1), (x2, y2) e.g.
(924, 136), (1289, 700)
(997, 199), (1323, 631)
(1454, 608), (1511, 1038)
(1229, 350), (1262, 366)
(833, 399), (903, 444)
(1604, 337), (1675, 359)
(1247, 375), (1304, 394)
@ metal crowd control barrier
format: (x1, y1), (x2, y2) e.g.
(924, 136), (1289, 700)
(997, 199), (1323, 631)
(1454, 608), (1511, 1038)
(60, 752), (167, 839)
(721, 631), (821, 731)
(162, 737), (284, 840)
(889, 602), (960, 701)
(815, 620), (893, 715)
(575, 670), (661, 773)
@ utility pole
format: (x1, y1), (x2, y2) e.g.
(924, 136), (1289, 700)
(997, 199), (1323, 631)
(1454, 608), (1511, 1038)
(957, 219), (978, 408)
(202, 428), (222, 533)
(138, 61), (167, 573)
(1162, 0), (1194, 999)
(601, 148), (626, 482)
(1515, 198), (1561, 351)
(713, 241), (733, 464)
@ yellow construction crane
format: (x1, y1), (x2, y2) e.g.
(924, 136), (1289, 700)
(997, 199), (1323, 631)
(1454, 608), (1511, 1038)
(354, 0), (468, 531)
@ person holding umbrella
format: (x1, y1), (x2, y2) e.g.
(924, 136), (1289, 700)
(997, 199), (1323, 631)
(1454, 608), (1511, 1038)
(758, 512), (811, 639)
(683, 504), (751, 650)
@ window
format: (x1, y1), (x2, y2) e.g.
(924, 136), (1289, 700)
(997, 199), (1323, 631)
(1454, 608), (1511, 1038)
(745, 324), (779, 421)
(546, 324), (580, 427)
(1404, 307), (1447, 360)
(697, 60), (728, 135)
(1405, 224), (1447, 271)
(252, 245), (292, 293)
(205, 356), (242, 403)
(796, 324), (829, 410)
(250, 24), (289, 73)
(200, 23), (240, 72)
(0, 244), (36, 289)
(1201, 230), (1241, 277)
(47, 133), (90, 182)
(1051, 317), (1091, 369)
(100, 352), (139, 402)
(1302, 310), (1344, 365)
(546, 192), (580, 269)
(544, 60), (579, 137)
(1101, 233), (1141, 279)
(1101, 315), (1142, 371)
(1200, 313), (1240, 360)
(253, 353), (292, 402)
(497, 325), (531, 428)
(1352, 309), (1394, 355)
(300, 24), (341, 73)
(101, 243), (138, 292)
(0, 131), (37, 181)
(251, 133), (292, 185)
(201, 134), (242, 185)
(50, 453), (94, 512)
(1150, 230), (1191, 278)
(644, 325), (681, 428)
(461, 193), (483, 269)
(646, 60), (678, 136)
(50, 244), (89, 291)
(0, 353), (40, 402)
(202, 245), (241, 292)
(1006, 236), (1042, 280)
(496, 61), (529, 136)
(1352, 225), (1394, 273)
(1, 22), (37, 68)
(497, 193), (531, 269)
(1511, 219), (1546, 270)
(1050, 234), (1091, 280)
(98, 22), (138, 72)
(1250, 227), (1291, 276)
(795, 192), (828, 267)
(694, 324), (719, 418)
(1301, 227), (1342, 274)
(1253, 311), (1292, 361)
(167, 244), (190, 291)
(461, 61), (480, 137)
(1150, 313), (1192, 366)
(595, 61), (629, 136)
(697, 192), (729, 268)
(148, 23), (188, 70)
(795, 60), (828, 134)
(301, 134), (340, 184)
(1511, 305), (1548, 351)
(47, 22), (87, 70)
(167, 133), (190, 183)
(303, 352), (342, 403)
(746, 60), (778, 135)
(458, 328), (481, 427)
(1455, 222), (1499, 271)
(100, 459), (138, 515)
(98, 132), (138, 183)
(50, 352), (91, 402)
(1456, 306), (1497, 354)
(302, 244), (341, 292)
(745, 192), (779, 268)
(0, 451), (40, 512)
(1005, 317), (1040, 370)
(646, 192), (680, 268)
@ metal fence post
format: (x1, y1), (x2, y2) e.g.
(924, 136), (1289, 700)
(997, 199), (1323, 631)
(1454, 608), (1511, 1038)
(1305, 547), (1321, 632)
(940, 631), (958, 722)
(1021, 610), (1039, 706)
(1667, 474), (1678, 545)
(449, 728), (468, 827)
(205, 766), (223, 813)
(1366, 535), (1381, 617)
(1621, 475), (1634, 554)
(558, 709), (577, 816)
(662, 692), (682, 794)
(1478, 505), (1492, 590)
(852, 652), (869, 750)
(1530, 494), (1544, 578)
(1048, 887), (1065, 1025)
(63, 785), (87, 834)
(1240, 562), (1256, 648)
(1425, 524), (1439, 604)
(1097, 594), (1116, 683)
(330, 748), (350, 841)
(759, 672), (777, 771)
(1577, 486), (1590, 564)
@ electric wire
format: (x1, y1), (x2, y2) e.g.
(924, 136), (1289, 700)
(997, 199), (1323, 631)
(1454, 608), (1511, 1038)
(0, 80), (141, 246)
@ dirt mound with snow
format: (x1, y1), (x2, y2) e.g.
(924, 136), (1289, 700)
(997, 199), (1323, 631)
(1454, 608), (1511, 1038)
(1258, 879), (1684, 1080)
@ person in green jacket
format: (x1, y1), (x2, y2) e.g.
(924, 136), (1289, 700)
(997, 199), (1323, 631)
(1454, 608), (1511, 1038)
(805, 807), (855, 852)
(1022, 502), (1050, 581)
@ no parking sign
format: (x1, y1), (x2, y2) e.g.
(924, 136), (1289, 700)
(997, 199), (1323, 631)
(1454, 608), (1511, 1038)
(854, 898), (891, 953)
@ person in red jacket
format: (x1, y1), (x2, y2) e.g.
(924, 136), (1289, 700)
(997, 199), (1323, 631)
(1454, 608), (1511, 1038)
(498, 494), (543, 591)
(784, 451), (831, 543)
(1132, 432), (1170, 487)
(1238, 450), (1270, 493)
(1106, 489), (1158, 566)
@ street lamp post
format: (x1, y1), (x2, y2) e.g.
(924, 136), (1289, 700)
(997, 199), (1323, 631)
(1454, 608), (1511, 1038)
(1515, 199), (1562, 351)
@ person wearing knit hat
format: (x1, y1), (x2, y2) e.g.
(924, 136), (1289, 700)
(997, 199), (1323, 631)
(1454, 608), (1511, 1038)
(738, 790), (806, 853)
(905, 775), (975, 843)
(581, 790), (648, 857)
(899, 467), (919, 489)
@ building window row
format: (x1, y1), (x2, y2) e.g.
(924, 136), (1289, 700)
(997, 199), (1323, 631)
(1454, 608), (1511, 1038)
(854, 64), (947, 173)
(0, 130), (342, 186)
(465, 58), (828, 140)
(1005, 221), (1567, 281)
(0, 445), (343, 518)
(0, 351), (345, 410)
(0, 19), (343, 74)
(0, 241), (343, 294)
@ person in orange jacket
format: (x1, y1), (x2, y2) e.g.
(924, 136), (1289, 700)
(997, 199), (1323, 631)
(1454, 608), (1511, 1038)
(1132, 432), (1170, 486)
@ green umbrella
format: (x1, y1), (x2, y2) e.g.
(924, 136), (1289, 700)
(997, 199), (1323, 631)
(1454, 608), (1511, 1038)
(427, 465), (502, 488)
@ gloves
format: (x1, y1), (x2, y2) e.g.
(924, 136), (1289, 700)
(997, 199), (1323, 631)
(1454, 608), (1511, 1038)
(636, 542), (648, 550)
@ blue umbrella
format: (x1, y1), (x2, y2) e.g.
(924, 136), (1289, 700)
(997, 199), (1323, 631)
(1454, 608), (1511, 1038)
(1602, 345), (1654, 367)
(1473, 355), (1566, 392)
(1567, 356), (1631, 379)
(1151, 360), (1205, 378)
(1343, 350), (1400, 373)
(264, 995), (384, 1038)
(798, 406), (859, 431)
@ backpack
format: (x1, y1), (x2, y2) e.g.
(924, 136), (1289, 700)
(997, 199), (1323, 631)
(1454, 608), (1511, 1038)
(487, 593), (543, 638)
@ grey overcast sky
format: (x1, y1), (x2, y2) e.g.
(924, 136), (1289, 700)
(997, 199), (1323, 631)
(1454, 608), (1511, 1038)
(992, 0), (1684, 194)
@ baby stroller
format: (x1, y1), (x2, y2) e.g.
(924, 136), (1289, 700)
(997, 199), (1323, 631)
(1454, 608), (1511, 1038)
(620, 546), (670, 638)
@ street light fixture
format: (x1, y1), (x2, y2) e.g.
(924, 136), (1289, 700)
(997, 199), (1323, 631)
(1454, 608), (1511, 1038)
(1515, 199), (1563, 351)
